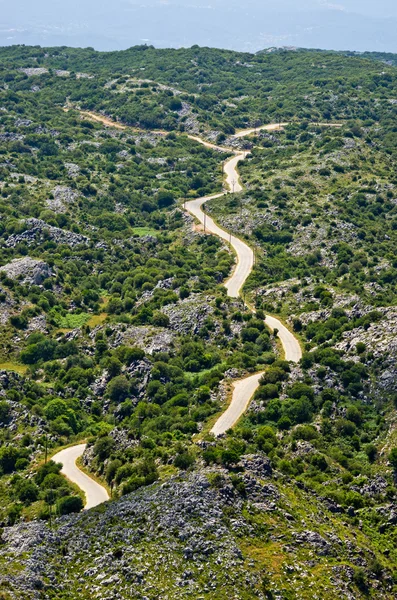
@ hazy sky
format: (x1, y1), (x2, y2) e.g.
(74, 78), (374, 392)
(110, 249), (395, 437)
(0, 0), (396, 53)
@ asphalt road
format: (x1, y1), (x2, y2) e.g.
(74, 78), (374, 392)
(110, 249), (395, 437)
(185, 126), (302, 435)
(52, 444), (109, 510)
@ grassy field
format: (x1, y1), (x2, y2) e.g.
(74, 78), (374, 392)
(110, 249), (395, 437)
(0, 362), (28, 375)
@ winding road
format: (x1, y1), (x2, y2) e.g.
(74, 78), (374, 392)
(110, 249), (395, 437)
(53, 111), (303, 506)
(52, 444), (109, 510)
(185, 125), (302, 435)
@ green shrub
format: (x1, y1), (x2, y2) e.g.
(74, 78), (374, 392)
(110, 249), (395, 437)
(174, 452), (195, 470)
(57, 495), (84, 515)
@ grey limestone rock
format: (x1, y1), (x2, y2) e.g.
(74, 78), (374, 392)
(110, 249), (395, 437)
(0, 257), (52, 285)
(5, 219), (89, 248)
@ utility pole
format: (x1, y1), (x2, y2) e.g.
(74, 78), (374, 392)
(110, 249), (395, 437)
(44, 433), (48, 464)
(204, 212), (206, 232)
(48, 489), (53, 528)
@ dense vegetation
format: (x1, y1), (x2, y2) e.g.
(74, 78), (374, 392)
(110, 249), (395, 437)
(0, 44), (397, 599)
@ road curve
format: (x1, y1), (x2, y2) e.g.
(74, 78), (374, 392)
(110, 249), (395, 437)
(185, 125), (302, 435)
(211, 373), (264, 436)
(52, 444), (109, 510)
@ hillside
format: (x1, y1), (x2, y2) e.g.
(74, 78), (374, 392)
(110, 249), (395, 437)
(0, 45), (397, 599)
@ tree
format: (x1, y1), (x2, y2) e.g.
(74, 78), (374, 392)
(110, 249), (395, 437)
(44, 399), (68, 421)
(93, 436), (115, 461)
(365, 444), (377, 463)
(105, 459), (122, 485)
(0, 401), (11, 425)
(107, 376), (130, 402)
(174, 452), (195, 470)
(156, 191), (174, 209)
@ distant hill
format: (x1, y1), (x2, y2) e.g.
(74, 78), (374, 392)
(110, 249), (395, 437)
(1, 0), (397, 53)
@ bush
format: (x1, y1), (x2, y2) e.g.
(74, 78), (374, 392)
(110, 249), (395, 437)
(0, 446), (20, 474)
(255, 384), (279, 400)
(352, 568), (367, 592)
(277, 415), (292, 431)
(0, 401), (11, 425)
(152, 311), (170, 327)
(287, 397), (313, 424)
(20, 338), (58, 364)
(93, 436), (115, 461)
(57, 495), (84, 515)
(16, 481), (39, 505)
(206, 472), (225, 488)
(7, 503), (23, 525)
(174, 452), (195, 470)
(121, 476), (146, 495)
(220, 449), (239, 466)
(230, 474), (246, 496)
(156, 191), (174, 208)
(107, 376), (130, 402)
(356, 342), (366, 355)
(310, 454), (328, 472)
(292, 425), (318, 441)
(287, 383), (315, 402)
(389, 447), (397, 471)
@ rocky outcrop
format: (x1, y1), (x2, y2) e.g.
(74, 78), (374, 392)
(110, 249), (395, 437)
(18, 68), (49, 76)
(112, 325), (175, 355)
(163, 295), (217, 336)
(5, 219), (89, 248)
(293, 530), (333, 556)
(237, 454), (272, 478)
(0, 257), (52, 285)
(64, 162), (80, 178)
(46, 186), (80, 213)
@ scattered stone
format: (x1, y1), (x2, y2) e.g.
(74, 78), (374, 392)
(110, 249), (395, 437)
(294, 530), (333, 556)
(64, 163), (80, 178)
(19, 68), (49, 76)
(46, 186), (80, 212)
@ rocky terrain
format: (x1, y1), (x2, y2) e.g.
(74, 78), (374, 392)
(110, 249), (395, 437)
(1, 455), (395, 600)
(5, 219), (89, 249)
